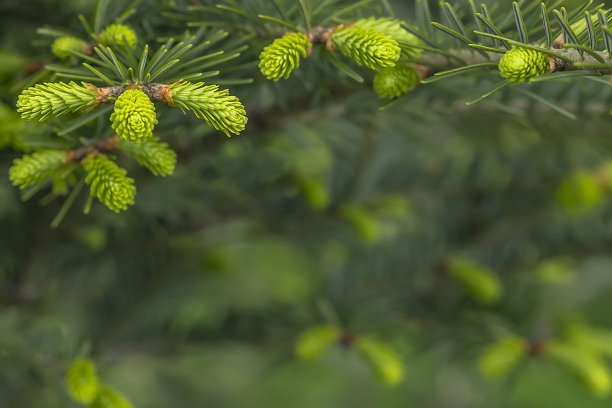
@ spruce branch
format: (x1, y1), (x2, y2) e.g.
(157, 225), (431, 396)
(168, 81), (247, 136)
(83, 154), (136, 213)
(17, 82), (97, 121)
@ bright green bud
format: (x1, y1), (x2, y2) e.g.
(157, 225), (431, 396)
(295, 325), (340, 360)
(479, 336), (527, 379)
(548, 342), (612, 397)
(331, 26), (400, 70)
(446, 257), (502, 303)
(52, 36), (87, 59)
(66, 358), (99, 404)
(169, 81), (247, 136)
(340, 204), (380, 243)
(91, 386), (134, 408)
(353, 17), (422, 59)
(83, 155), (136, 213)
(556, 170), (603, 211)
(373, 64), (420, 98)
(499, 47), (550, 84)
(17, 81), (97, 121)
(357, 337), (404, 386)
(99, 24), (137, 49)
(259, 32), (311, 80)
(118, 137), (177, 176)
(9, 150), (66, 189)
(110, 89), (157, 142)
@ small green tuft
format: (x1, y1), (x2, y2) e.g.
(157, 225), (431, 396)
(169, 81), (247, 136)
(17, 81), (97, 121)
(52, 36), (86, 59)
(90, 386), (134, 408)
(499, 47), (550, 84)
(99, 24), (137, 49)
(118, 137), (177, 176)
(66, 358), (99, 404)
(9, 150), (66, 189)
(110, 89), (157, 143)
(479, 336), (528, 379)
(357, 337), (404, 386)
(331, 26), (400, 70)
(259, 32), (311, 81)
(446, 257), (502, 303)
(83, 154), (136, 213)
(373, 64), (420, 98)
(353, 17), (422, 59)
(295, 325), (340, 360)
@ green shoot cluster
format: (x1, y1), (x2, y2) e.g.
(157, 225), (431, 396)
(259, 32), (311, 81)
(9, 150), (67, 189)
(169, 81), (247, 136)
(373, 64), (420, 98)
(17, 82), (97, 121)
(499, 48), (550, 84)
(83, 155), (136, 213)
(330, 25), (400, 70)
(110, 89), (158, 142)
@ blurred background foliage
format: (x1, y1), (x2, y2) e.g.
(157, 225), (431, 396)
(4, 0), (612, 407)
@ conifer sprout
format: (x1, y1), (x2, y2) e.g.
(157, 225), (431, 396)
(17, 82), (97, 121)
(353, 17), (423, 59)
(295, 325), (340, 360)
(478, 336), (528, 379)
(547, 342), (612, 397)
(66, 358), (100, 405)
(259, 32), (311, 81)
(90, 386), (134, 408)
(118, 137), (177, 176)
(9, 150), (66, 189)
(98, 24), (137, 49)
(446, 257), (501, 304)
(51, 36), (87, 59)
(168, 81), (247, 136)
(110, 89), (158, 143)
(331, 26), (400, 70)
(83, 155), (136, 213)
(356, 337), (404, 386)
(373, 64), (420, 98)
(498, 47), (551, 85)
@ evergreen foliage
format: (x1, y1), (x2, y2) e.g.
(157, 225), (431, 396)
(4, 0), (612, 407)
